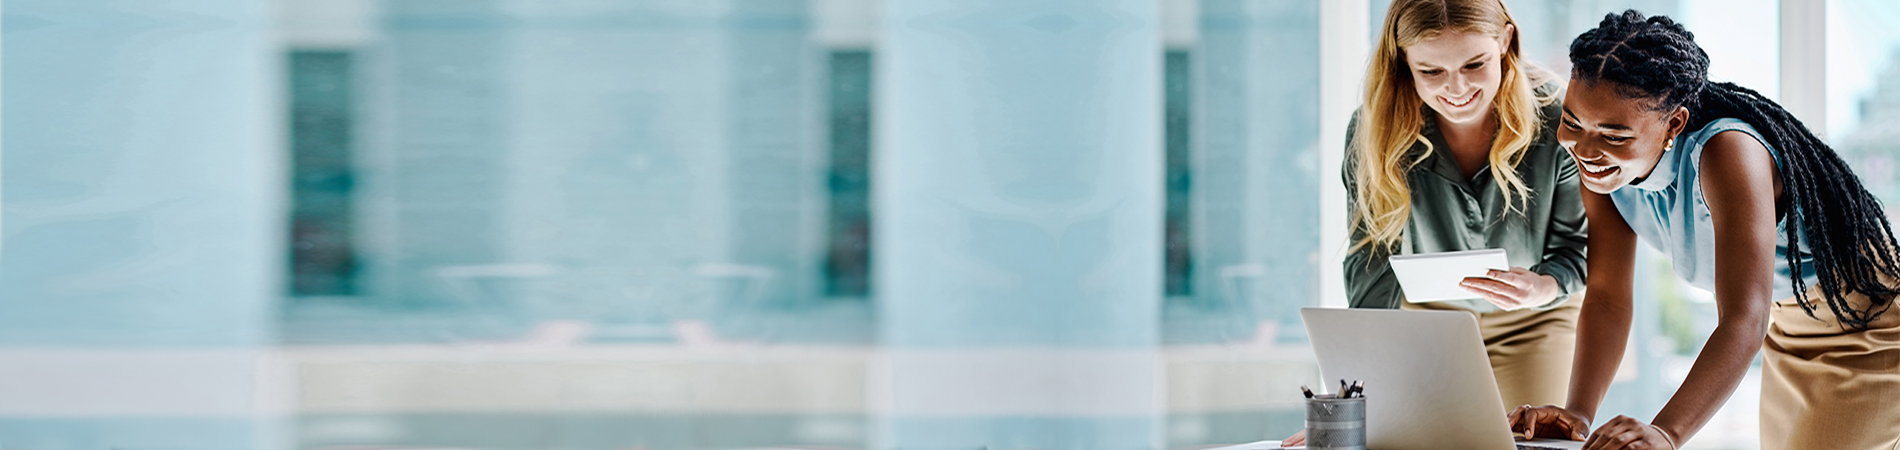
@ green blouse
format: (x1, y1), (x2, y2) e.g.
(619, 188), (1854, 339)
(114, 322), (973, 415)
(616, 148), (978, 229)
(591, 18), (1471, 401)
(1341, 92), (1588, 312)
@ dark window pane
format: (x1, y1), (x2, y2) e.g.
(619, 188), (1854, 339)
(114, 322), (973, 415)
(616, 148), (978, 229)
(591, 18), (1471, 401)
(826, 50), (873, 297)
(1165, 49), (1193, 297)
(288, 50), (359, 296)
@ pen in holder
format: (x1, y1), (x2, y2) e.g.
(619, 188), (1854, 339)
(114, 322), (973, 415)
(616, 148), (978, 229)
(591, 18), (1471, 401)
(1304, 393), (1366, 450)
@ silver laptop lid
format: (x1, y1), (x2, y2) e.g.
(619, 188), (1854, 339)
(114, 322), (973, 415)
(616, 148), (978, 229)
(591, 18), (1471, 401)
(1300, 307), (1521, 450)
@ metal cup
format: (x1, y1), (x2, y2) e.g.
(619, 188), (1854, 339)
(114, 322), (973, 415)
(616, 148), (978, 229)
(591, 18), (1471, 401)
(1304, 394), (1366, 450)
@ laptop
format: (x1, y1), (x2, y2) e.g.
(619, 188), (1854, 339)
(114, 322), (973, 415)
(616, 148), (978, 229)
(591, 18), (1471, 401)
(1214, 308), (1585, 450)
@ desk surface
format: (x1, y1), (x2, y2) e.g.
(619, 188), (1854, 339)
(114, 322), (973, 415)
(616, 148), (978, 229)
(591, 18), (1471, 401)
(1202, 438), (1585, 450)
(1203, 440), (1292, 450)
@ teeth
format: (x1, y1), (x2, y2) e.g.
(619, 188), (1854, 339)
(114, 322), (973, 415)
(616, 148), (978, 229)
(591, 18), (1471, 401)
(1443, 92), (1478, 107)
(1581, 163), (1614, 175)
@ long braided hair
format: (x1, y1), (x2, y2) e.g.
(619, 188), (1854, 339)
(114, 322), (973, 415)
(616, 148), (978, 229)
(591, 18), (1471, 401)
(1569, 10), (1899, 329)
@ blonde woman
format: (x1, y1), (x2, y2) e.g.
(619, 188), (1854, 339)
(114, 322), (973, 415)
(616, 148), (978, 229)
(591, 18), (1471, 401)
(1284, 0), (1586, 445)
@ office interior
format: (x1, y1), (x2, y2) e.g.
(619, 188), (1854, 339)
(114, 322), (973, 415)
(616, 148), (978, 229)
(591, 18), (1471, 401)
(3, 0), (1898, 448)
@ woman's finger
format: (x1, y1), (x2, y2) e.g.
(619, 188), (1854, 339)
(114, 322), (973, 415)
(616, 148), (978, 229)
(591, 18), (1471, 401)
(1280, 433), (1304, 446)
(1461, 277), (1517, 296)
(1554, 409), (1586, 440)
(1507, 405), (1535, 431)
(1585, 416), (1635, 450)
(1582, 421), (1609, 450)
(1519, 408), (1536, 439)
(1489, 269), (1528, 288)
(1476, 290), (1521, 309)
(1528, 407), (1565, 440)
(1610, 429), (1643, 450)
(1564, 414), (1588, 441)
(1536, 409), (1555, 440)
(1547, 411), (1571, 440)
(1463, 281), (1525, 309)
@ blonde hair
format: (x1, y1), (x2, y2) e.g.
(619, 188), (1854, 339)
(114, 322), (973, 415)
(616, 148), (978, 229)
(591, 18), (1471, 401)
(1349, 0), (1556, 254)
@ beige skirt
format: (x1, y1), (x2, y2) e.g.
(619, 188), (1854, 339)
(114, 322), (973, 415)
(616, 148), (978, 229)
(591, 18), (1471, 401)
(1761, 279), (1900, 450)
(1402, 295), (1583, 410)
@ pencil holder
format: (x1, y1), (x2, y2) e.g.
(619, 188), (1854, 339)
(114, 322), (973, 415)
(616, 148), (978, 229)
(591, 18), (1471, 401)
(1304, 394), (1366, 450)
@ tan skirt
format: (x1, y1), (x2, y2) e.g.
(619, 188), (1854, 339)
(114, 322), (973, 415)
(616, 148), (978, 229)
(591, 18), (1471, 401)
(1761, 279), (1900, 450)
(1402, 295), (1583, 410)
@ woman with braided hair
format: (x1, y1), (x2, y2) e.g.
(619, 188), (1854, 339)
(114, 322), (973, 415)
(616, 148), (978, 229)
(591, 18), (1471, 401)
(1509, 10), (1900, 450)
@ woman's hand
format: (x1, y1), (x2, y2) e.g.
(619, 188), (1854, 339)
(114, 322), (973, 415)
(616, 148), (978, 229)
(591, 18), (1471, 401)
(1581, 415), (1677, 450)
(1508, 404), (1590, 441)
(1462, 267), (1561, 310)
(1279, 429), (1305, 447)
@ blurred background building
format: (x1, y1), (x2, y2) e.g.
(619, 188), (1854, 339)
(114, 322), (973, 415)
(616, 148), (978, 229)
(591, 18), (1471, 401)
(0, 0), (1894, 449)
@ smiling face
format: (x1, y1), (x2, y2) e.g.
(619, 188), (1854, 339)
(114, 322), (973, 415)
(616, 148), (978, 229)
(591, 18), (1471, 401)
(1555, 80), (1689, 193)
(1403, 29), (1509, 126)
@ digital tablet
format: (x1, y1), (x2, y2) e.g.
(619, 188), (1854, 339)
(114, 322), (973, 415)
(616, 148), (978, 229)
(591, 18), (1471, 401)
(1388, 248), (1510, 304)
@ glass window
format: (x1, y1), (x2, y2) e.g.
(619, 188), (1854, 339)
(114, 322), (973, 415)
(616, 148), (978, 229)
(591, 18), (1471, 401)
(826, 50), (874, 299)
(288, 50), (361, 298)
(1163, 0), (1322, 347)
(1830, 0), (1900, 219)
(275, 1), (874, 346)
(5, 0), (1832, 448)
(1161, 1), (1321, 445)
(1165, 49), (1195, 299)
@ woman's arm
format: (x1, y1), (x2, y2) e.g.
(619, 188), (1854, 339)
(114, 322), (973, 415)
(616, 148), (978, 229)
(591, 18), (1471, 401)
(1509, 182), (1635, 441)
(1458, 141), (1586, 311)
(1571, 131), (1782, 450)
(1341, 115), (1405, 309)
(1630, 131), (1779, 446)
(1566, 186), (1638, 422)
(1342, 202), (1404, 308)
(1531, 145), (1590, 307)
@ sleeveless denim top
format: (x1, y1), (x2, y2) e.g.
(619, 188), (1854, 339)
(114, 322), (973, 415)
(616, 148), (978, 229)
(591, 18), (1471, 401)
(1608, 118), (1817, 300)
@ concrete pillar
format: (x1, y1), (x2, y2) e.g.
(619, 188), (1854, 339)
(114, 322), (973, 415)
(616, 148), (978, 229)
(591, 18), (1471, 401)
(875, 1), (1164, 447)
(0, 0), (283, 448)
(0, 0), (279, 347)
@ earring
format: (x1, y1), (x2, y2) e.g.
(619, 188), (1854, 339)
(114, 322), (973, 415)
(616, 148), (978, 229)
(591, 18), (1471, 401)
(1664, 138), (1675, 152)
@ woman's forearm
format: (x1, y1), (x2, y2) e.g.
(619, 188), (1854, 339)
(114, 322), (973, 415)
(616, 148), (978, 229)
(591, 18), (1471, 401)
(1650, 314), (1769, 445)
(1565, 292), (1633, 423)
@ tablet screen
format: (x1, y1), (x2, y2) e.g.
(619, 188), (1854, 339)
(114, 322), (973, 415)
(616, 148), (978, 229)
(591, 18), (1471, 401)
(1387, 248), (1510, 304)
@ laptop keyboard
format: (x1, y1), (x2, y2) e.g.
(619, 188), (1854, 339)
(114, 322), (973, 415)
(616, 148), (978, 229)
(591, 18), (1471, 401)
(1518, 444), (1573, 450)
